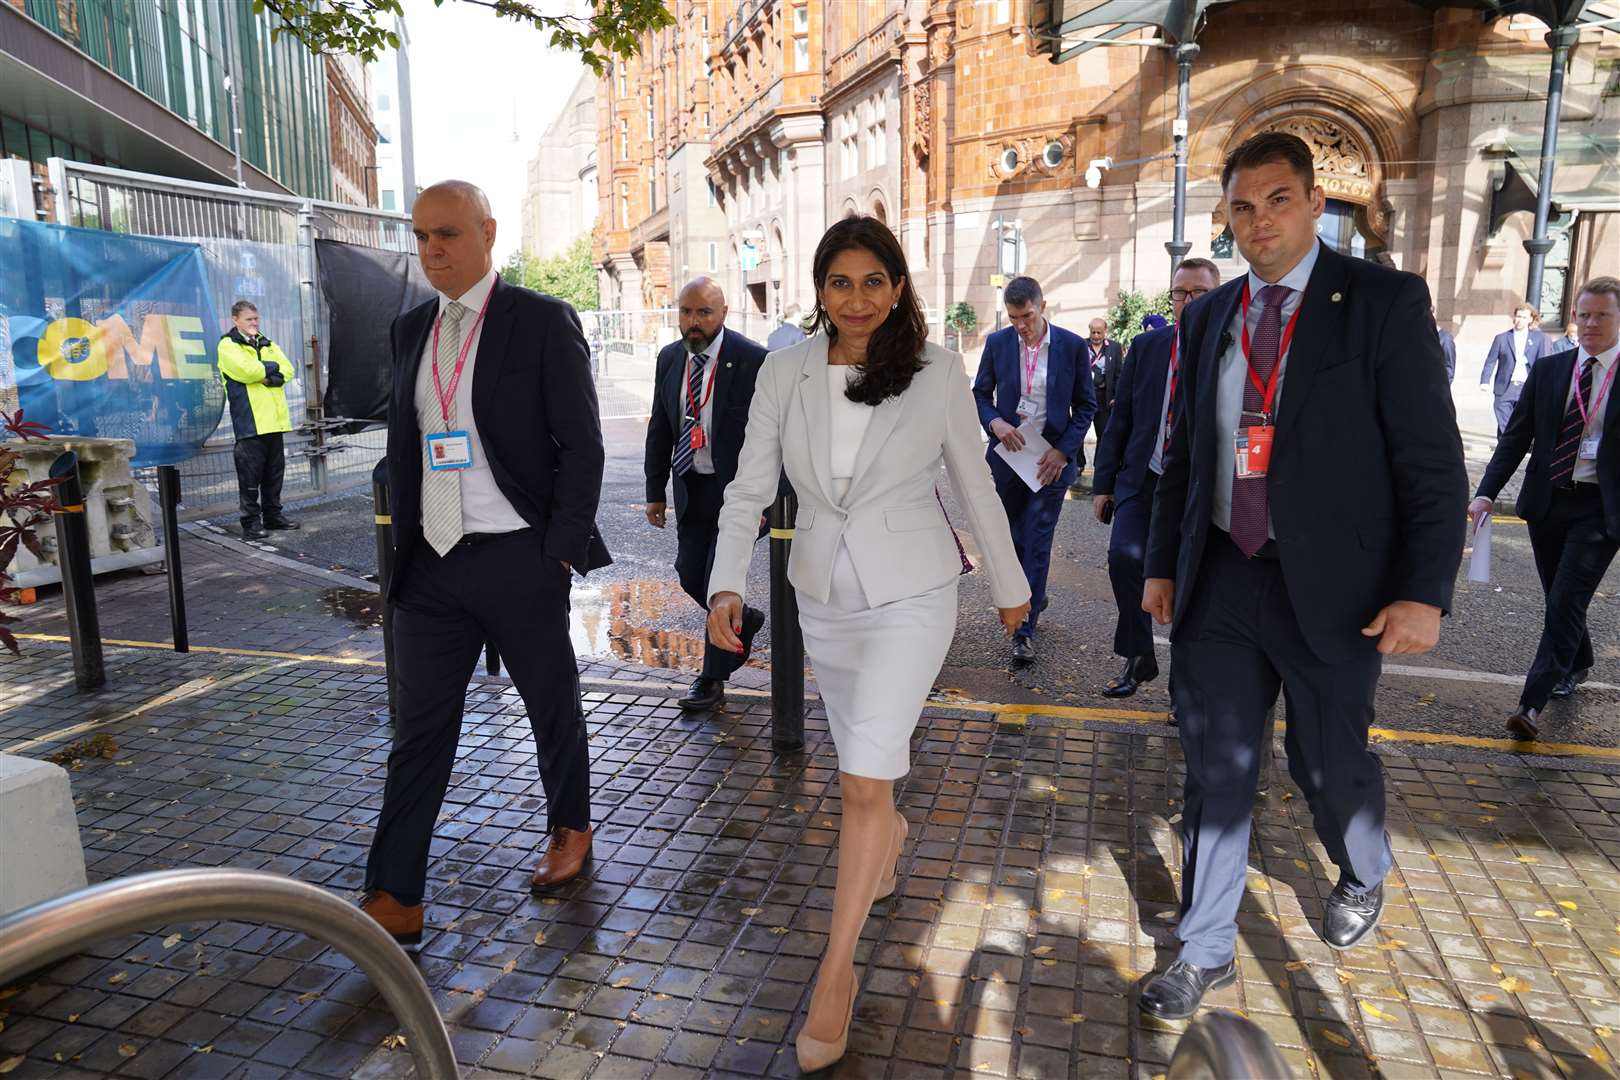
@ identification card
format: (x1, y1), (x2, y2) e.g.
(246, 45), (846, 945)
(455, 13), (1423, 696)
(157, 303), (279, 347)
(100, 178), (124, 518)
(1234, 425), (1274, 478)
(688, 423), (707, 451)
(426, 431), (473, 470)
(1580, 436), (1600, 460)
(1017, 395), (1040, 420)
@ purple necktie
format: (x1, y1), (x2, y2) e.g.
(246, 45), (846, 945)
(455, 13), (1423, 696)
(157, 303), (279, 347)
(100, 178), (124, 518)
(1229, 284), (1291, 557)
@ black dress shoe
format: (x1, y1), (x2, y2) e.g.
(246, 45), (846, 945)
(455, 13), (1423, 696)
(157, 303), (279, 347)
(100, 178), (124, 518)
(1102, 655), (1160, 698)
(1551, 669), (1588, 699)
(1505, 706), (1540, 740)
(1322, 881), (1384, 950)
(1167, 706), (1179, 728)
(264, 517), (301, 530)
(1138, 958), (1237, 1020)
(241, 520), (268, 540)
(679, 677), (725, 712)
(1011, 638), (1035, 664)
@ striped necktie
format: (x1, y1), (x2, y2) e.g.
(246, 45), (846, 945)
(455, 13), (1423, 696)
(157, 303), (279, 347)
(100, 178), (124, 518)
(672, 351), (709, 476)
(1548, 356), (1596, 489)
(421, 300), (468, 556)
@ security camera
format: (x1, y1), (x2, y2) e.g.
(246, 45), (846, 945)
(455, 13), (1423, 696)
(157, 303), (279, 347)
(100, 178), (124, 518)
(1085, 157), (1113, 189)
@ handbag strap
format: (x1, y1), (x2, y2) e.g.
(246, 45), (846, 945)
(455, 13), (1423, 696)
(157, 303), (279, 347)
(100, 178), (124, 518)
(935, 487), (974, 575)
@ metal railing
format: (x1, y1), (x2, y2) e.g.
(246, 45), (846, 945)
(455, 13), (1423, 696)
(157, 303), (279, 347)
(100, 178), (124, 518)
(0, 868), (457, 1079)
(1169, 1010), (1293, 1079)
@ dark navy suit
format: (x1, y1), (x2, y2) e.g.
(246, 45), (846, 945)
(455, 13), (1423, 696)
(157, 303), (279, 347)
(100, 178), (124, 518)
(1146, 243), (1467, 967)
(972, 323), (1097, 639)
(1480, 328), (1550, 434)
(1092, 324), (1173, 660)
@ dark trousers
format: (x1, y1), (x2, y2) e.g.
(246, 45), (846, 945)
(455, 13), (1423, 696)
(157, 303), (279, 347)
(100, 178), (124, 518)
(674, 472), (754, 681)
(1493, 391), (1522, 436)
(364, 530), (589, 906)
(1170, 532), (1391, 967)
(995, 465), (1072, 640)
(1522, 484), (1617, 710)
(234, 432), (285, 524)
(1106, 469), (1158, 659)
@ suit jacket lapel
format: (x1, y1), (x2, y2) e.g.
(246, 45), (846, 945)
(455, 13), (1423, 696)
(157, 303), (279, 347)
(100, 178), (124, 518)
(711, 333), (737, 415)
(1275, 247), (1349, 447)
(798, 335), (834, 503)
(1043, 330), (1065, 423)
(1198, 282), (1244, 464)
(470, 277), (514, 427)
(846, 379), (906, 502)
(396, 300), (435, 440)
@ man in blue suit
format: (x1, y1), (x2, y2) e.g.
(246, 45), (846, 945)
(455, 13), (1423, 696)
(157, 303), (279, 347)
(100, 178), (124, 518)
(973, 276), (1097, 664)
(1480, 302), (1551, 435)
(1093, 258), (1220, 699)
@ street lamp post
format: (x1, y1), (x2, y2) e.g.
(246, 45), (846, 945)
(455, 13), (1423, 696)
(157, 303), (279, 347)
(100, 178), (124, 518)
(1164, 43), (1199, 282)
(1524, 25), (1579, 315)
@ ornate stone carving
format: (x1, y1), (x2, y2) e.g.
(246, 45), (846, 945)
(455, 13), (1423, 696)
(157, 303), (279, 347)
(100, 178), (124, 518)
(988, 131), (1073, 181)
(911, 82), (932, 166)
(1264, 116), (1373, 201)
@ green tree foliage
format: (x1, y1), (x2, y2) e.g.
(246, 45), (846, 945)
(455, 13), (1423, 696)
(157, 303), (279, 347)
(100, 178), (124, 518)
(502, 234), (600, 313)
(1106, 289), (1174, 348)
(945, 301), (979, 334)
(255, 0), (675, 70)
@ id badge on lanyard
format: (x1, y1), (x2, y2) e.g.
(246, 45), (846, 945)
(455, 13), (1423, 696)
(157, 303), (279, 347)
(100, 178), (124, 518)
(1574, 356), (1616, 460)
(425, 287), (494, 470)
(427, 431), (474, 470)
(1234, 425), (1274, 477)
(1233, 283), (1299, 480)
(1017, 344), (1041, 421)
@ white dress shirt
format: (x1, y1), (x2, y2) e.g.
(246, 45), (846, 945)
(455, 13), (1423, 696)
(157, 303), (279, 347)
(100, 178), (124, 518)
(685, 328), (724, 475)
(1512, 328), (1530, 387)
(827, 363), (873, 481)
(1566, 341), (1618, 485)
(1212, 240), (1321, 535)
(1018, 322), (1051, 432)
(413, 266), (529, 534)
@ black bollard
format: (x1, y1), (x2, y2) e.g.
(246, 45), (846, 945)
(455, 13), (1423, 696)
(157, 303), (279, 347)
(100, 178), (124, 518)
(156, 465), (188, 652)
(767, 490), (805, 752)
(50, 452), (105, 690)
(485, 643), (501, 677)
(371, 462), (398, 725)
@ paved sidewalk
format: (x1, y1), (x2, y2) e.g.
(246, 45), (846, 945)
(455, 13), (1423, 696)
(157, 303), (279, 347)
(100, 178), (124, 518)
(1, 637), (1617, 1080)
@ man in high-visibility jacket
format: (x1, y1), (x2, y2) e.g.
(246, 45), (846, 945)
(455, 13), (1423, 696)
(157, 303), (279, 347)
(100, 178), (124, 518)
(218, 300), (298, 539)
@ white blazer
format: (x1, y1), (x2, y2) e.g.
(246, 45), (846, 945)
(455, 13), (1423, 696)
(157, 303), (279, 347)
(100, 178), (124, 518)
(708, 333), (1030, 610)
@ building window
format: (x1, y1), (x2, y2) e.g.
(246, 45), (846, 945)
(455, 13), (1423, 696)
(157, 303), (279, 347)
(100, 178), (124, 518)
(616, 64), (627, 95)
(648, 177), (658, 211)
(794, 5), (809, 32)
(646, 94), (655, 139)
(994, 0), (1010, 22)
(620, 183), (629, 229)
(619, 119), (629, 159)
(707, 179), (718, 207)
(708, 242), (718, 270)
(794, 37), (809, 72)
(381, 189), (396, 210)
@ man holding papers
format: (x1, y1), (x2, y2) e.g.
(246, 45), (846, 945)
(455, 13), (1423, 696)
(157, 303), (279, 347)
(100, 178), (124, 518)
(973, 276), (1097, 664)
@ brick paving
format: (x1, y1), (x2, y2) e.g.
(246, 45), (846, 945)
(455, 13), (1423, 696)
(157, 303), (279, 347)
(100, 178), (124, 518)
(1, 637), (1618, 1079)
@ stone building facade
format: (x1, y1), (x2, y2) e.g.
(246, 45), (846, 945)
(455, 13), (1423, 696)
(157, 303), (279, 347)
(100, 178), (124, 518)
(522, 72), (599, 261)
(597, 0), (1618, 358)
(325, 53), (378, 207)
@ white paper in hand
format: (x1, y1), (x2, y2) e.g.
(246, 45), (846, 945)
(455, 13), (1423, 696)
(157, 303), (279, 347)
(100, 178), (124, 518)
(992, 421), (1054, 492)
(1467, 514), (1492, 584)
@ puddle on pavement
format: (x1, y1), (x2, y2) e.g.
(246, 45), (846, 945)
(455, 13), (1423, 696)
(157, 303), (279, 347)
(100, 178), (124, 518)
(318, 587), (386, 628)
(569, 578), (734, 674)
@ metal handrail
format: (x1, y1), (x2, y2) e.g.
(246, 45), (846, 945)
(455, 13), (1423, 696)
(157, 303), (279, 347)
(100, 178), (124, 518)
(0, 869), (457, 1079)
(1169, 1010), (1293, 1079)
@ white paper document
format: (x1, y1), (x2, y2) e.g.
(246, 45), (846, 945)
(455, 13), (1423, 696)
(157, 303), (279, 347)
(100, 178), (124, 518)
(992, 422), (1055, 493)
(1467, 514), (1492, 584)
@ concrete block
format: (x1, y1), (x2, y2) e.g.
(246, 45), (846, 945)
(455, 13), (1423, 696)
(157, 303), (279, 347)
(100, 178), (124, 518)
(0, 753), (88, 917)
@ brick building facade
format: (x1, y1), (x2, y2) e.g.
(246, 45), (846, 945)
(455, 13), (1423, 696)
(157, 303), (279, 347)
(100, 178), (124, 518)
(597, 0), (1618, 358)
(325, 53), (378, 207)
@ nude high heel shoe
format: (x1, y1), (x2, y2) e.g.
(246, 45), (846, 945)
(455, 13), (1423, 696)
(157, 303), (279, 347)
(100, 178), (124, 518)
(872, 811), (909, 902)
(796, 966), (857, 1073)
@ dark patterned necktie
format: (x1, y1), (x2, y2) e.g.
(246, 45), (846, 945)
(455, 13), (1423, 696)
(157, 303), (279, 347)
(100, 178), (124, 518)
(672, 351), (708, 476)
(1548, 357), (1596, 488)
(1229, 285), (1290, 557)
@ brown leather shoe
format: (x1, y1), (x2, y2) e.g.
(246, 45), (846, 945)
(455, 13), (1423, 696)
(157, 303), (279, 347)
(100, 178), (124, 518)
(359, 890), (423, 946)
(530, 826), (593, 890)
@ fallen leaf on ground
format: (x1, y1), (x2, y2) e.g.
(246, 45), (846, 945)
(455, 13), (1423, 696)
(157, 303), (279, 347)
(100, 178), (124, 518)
(1359, 1001), (1398, 1023)
(108, 972), (128, 985)
(1498, 977), (1531, 993)
(381, 1033), (408, 1050)
(740, 908), (761, 917)
(1375, 940), (1407, 951)
(296, 991), (320, 1004)
(1284, 961), (1309, 971)
(118, 1044), (138, 1057)
(0, 1057), (22, 1074)
(1558, 900), (1577, 911)
(533, 931), (547, 946)
(1322, 1031), (1352, 1048)
(162, 933), (182, 949)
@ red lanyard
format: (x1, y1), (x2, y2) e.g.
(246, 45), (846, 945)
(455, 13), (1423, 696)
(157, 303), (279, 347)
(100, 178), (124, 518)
(685, 348), (720, 419)
(1023, 341), (1042, 394)
(1573, 355), (1616, 429)
(1239, 281), (1303, 422)
(430, 285), (495, 427)
(1164, 331), (1179, 448)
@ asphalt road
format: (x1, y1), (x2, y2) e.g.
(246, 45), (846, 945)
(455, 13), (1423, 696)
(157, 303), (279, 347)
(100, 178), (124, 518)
(222, 412), (1618, 750)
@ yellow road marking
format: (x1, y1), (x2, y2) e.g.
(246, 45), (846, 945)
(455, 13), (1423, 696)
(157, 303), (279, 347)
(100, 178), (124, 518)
(9, 635), (1614, 761)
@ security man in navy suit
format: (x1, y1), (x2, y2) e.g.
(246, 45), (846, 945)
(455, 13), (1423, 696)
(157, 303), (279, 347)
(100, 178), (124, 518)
(1471, 276), (1620, 740)
(1139, 133), (1467, 1019)
(359, 180), (612, 946)
(1092, 258), (1220, 699)
(1480, 302), (1551, 435)
(973, 276), (1097, 664)
(645, 277), (772, 712)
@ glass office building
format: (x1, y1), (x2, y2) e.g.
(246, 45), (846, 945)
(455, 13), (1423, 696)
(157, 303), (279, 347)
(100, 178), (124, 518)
(3, 0), (332, 198)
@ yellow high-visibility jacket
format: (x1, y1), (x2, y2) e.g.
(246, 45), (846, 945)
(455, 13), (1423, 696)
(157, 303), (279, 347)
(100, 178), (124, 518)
(217, 329), (293, 438)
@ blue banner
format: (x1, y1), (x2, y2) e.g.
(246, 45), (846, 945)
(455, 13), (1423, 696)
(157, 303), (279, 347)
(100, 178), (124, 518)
(0, 218), (225, 466)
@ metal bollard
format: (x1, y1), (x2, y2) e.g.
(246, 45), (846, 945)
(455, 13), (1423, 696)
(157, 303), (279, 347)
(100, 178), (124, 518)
(767, 490), (805, 752)
(49, 452), (104, 690)
(485, 643), (501, 677)
(371, 462), (398, 725)
(156, 465), (188, 652)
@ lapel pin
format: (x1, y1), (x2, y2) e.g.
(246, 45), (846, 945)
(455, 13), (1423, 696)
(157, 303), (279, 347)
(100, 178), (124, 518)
(1331, 292), (1343, 303)
(726, 362), (732, 368)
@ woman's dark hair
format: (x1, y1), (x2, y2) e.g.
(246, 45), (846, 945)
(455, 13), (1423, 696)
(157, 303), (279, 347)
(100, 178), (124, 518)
(809, 216), (929, 406)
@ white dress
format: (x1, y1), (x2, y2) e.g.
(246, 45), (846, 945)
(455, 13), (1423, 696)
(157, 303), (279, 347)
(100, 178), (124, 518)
(796, 365), (961, 780)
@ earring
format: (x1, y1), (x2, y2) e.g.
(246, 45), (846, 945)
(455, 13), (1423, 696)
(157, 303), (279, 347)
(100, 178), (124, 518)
(891, 302), (899, 310)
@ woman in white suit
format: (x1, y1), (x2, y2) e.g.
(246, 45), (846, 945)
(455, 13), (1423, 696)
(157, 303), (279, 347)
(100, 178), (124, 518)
(707, 216), (1030, 1072)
